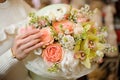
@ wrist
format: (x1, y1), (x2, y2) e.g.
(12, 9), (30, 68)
(11, 48), (16, 58)
(11, 48), (22, 61)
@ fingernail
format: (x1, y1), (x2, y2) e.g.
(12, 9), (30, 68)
(39, 42), (44, 46)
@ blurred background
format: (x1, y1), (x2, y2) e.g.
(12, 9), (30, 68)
(25, 0), (120, 80)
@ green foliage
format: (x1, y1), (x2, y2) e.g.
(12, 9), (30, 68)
(29, 12), (39, 25)
(48, 63), (59, 72)
(50, 26), (58, 40)
(74, 40), (82, 52)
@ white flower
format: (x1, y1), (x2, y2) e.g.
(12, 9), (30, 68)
(55, 8), (67, 21)
(74, 23), (84, 34)
(58, 33), (64, 39)
(64, 29), (70, 34)
(96, 50), (104, 57)
(44, 7), (67, 21)
(60, 49), (79, 78)
(44, 12), (55, 21)
(60, 35), (75, 50)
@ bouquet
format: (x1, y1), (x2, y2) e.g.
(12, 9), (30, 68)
(20, 4), (115, 79)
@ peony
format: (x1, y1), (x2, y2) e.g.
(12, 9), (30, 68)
(39, 27), (54, 46)
(42, 43), (63, 63)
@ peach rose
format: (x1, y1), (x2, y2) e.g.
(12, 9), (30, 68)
(42, 43), (63, 63)
(40, 27), (54, 46)
(53, 20), (73, 34)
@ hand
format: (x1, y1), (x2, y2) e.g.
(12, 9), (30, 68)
(12, 28), (43, 60)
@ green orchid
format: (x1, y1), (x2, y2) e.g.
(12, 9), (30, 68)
(79, 32), (100, 68)
(81, 56), (91, 69)
(74, 39), (82, 52)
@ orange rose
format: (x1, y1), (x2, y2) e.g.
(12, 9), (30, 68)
(42, 43), (63, 63)
(53, 20), (73, 34)
(40, 27), (54, 45)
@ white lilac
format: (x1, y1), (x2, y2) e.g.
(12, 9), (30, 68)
(60, 35), (75, 50)
(79, 4), (93, 17)
(104, 44), (116, 53)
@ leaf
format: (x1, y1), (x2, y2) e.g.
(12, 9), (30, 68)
(82, 22), (94, 27)
(96, 43), (105, 51)
(88, 50), (97, 59)
(84, 24), (91, 32)
(81, 57), (91, 69)
(48, 63), (59, 73)
(50, 26), (58, 38)
(81, 32), (87, 39)
(81, 39), (90, 53)
(88, 33), (98, 41)
(74, 40), (82, 52)
(74, 34), (82, 40)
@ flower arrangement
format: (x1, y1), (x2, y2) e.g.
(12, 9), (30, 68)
(20, 4), (116, 79)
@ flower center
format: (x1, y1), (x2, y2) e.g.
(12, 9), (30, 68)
(89, 40), (95, 49)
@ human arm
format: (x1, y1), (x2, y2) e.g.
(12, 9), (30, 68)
(0, 21), (43, 79)
(0, 49), (19, 79)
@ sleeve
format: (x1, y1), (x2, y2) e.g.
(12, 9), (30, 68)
(0, 49), (19, 79)
(0, 19), (28, 79)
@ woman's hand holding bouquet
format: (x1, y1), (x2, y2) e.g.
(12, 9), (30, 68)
(15, 4), (116, 79)
(12, 27), (43, 60)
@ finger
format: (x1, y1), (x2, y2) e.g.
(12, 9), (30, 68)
(15, 32), (43, 47)
(27, 26), (35, 30)
(16, 29), (40, 39)
(23, 42), (44, 54)
(20, 39), (40, 50)
(19, 27), (27, 34)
